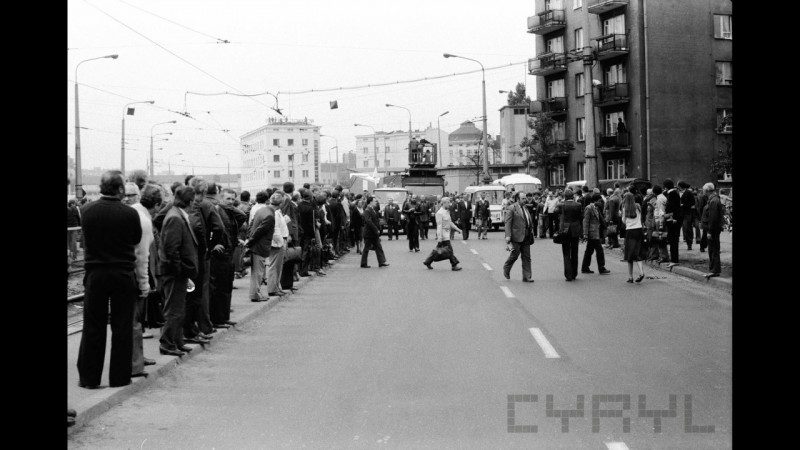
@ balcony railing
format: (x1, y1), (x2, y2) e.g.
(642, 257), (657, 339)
(597, 132), (630, 149)
(594, 34), (629, 60)
(587, 0), (628, 15)
(527, 9), (566, 35)
(594, 82), (629, 106)
(531, 97), (568, 116)
(528, 53), (567, 76)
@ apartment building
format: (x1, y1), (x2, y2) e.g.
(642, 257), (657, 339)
(498, 104), (532, 165)
(527, 0), (732, 188)
(240, 117), (320, 193)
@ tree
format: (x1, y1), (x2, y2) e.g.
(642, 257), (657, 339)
(506, 82), (532, 106)
(465, 147), (486, 185)
(517, 112), (575, 188)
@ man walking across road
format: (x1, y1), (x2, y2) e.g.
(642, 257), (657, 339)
(417, 195), (431, 240)
(701, 183), (725, 278)
(403, 195), (420, 252)
(555, 189), (583, 281)
(543, 191), (559, 238)
(77, 170), (143, 388)
(503, 191), (535, 282)
(423, 196), (462, 271)
(361, 197), (389, 268)
(458, 195), (472, 240)
(474, 192), (490, 240)
(157, 185), (199, 357)
(581, 193), (611, 275)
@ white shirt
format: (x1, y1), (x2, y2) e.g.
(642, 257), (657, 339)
(623, 205), (643, 230)
(341, 197), (350, 220)
(655, 194), (667, 219)
(272, 209), (288, 248)
(544, 196), (559, 213)
(249, 203), (266, 225)
(131, 203), (154, 293)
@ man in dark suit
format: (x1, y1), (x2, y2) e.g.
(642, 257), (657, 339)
(361, 197), (389, 268)
(157, 185), (199, 357)
(209, 187), (247, 328)
(503, 191), (536, 282)
(449, 195), (462, 240)
(458, 195), (472, 240)
(663, 178), (682, 267)
(695, 187), (708, 252)
(77, 170), (143, 388)
(403, 196), (420, 252)
(417, 196), (431, 240)
(246, 192), (276, 302)
(701, 182), (725, 278)
(555, 189), (583, 281)
(678, 181), (696, 250)
(383, 198), (401, 240)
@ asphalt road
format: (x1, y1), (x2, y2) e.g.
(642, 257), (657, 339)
(68, 232), (731, 449)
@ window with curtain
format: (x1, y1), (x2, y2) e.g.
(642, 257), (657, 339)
(575, 73), (585, 97)
(547, 78), (565, 98)
(576, 118), (585, 141)
(549, 164), (565, 185)
(577, 162), (585, 181)
(603, 14), (625, 35)
(546, 35), (564, 53)
(716, 62), (733, 85)
(574, 28), (584, 50)
(604, 111), (626, 135)
(714, 15), (732, 39)
(604, 62), (626, 85)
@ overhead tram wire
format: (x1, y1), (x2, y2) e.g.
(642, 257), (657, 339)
(117, 0), (230, 43)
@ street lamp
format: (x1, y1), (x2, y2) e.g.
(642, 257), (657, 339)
(74, 54), (118, 198)
(438, 111), (449, 167)
(320, 134), (338, 163)
(121, 100), (155, 174)
(385, 103), (413, 154)
(215, 153), (230, 188)
(444, 52), (491, 184)
(354, 123), (378, 170)
(150, 120), (177, 177)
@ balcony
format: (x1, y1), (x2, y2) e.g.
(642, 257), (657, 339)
(528, 53), (568, 76)
(527, 9), (566, 35)
(587, 0), (628, 14)
(530, 97), (568, 116)
(594, 34), (629, 61)
(597, 132), (631, 152)
(593, 82), (629, 107)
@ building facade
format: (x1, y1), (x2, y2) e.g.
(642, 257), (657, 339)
(354, 126), (449, 173)
(240, 117), (320, 193)
(527, 0), (732, 188)
(498, 105), (531, 165)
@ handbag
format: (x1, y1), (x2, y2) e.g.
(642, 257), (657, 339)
(606, 224), (618, 235)
(552, 232), (564, 244)
(285, 246), (302, 262)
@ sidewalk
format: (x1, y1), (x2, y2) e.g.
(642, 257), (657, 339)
(67, 261), (338, 434)
(607, 230), (732, 293)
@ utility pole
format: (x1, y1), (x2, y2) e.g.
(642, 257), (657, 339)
(582, 46), (599, 189)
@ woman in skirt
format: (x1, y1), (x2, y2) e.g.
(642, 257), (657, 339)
(621, 191), (646, 283)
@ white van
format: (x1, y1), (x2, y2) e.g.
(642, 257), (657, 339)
(462, 185), (507, 231)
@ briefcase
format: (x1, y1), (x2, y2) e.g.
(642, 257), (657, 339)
(429, 245), (452, 262)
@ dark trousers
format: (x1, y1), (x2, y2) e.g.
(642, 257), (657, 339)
(708, 230), (722, 274)
(561, 236), (580, 280)
(77, 267), (136, 387)
(581, 239), (606, 270)
(361, 237), (387, 266)
(504, 241), (531, 280)
(424, 240), (460, 267)
(407, 221), (419, 251)
(185, 257), (213, 338)
(131, 296), (145, 375)
(387, 221), (400, 240)
(280, 245), (296, 289)
(209, 254), (234, 325)
(331, 223), (341, 253)
(549, 214), (560, 238)
(299, 237), (314, 274)
(699, 229), (708, 251)
(461, 220), (470, 239)
(232, 243), (244, 274)
(159, 275), (187, 351)
(419, 220), (429, 239)
(682, 214), (695, 247)
(146, 289), (165, 328)
(667, 221), (681, 263)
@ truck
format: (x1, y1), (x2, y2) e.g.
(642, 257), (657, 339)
(400, 139), (445, 229)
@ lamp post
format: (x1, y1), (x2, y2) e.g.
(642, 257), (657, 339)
(74, 54), (118, 198)
(122, 100), (155, 174)
(438, 111), (449, 167)
(354, 123), (378, 170)
(385, 103), (413, 156)
(168, 153), (184, 175)
(320, 134), (338, 163)
(150, 120), (177, 177)
(215, 153), (230, 188)
(444, 53), (491, 184)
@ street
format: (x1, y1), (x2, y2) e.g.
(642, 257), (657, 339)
(68, 232), (731, 449)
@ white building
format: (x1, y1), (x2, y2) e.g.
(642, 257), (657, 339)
(240, 117), (320, 193)
(354, 125), (450, 174)
(498, 104), (531, 165)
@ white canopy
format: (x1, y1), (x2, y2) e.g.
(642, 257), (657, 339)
(495, 173), (542, 186)
(349, 167), (381, 184)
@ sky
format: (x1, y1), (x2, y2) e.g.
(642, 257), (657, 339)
(68, 0), (537, 177)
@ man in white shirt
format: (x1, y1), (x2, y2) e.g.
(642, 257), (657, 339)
(423, 196), (462, 271)
(543, 191), (560, 238)
(266, 192), (289, 296)
(248, 190), (268, 225)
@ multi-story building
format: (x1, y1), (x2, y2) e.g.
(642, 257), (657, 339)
(527, 0), (732, 188)
(240, 117), (320, 193)
(498, 105), (532, 165)
(354, 126), (449, 173)
(447, 120), (504, 168)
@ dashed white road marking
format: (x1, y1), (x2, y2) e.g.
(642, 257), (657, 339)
(482, 263), (493, 271)
(500, 286), (515, 298)
(461, 240), (467, 245)
(470, 249), (478, 254)
(605, 443), (630, 450)
(529, 328), (560, 359)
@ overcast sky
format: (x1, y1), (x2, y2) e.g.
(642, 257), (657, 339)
(68, 0), (537, 176)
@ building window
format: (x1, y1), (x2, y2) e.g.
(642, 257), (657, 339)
(385, 146), (390, 153)
(303, 170), (309, 177)
(573, 0), (582, 9)
(574, 28), (584, 51)
(549, 164), (565, 186)
(273, 139), (279, 146)
(575, 73), (585, 97)
(603, 14), (625, 35)
(716, 61), (733, 85)
(288, 170), (293, 178)
(546, 78), (565, 98)
(514, 108), (526, 115)
(714, 15), (732, 40)
(577, 162), (585, 181)
(287, 139), (294, 146)
(288, 154), (294, 161)
(716, 108), (733, 133)
(273, 155), (280, 162)
(606, 159), (627, 179)
(302, 153), (309, 162)
(576, 118), (586, 142)
(363, 147), (369, 154)
(274, 170), (281, 178)
(604, 111), (626, 135)
(604, 62), (626, 85)
(545, 35), (564, 54)
(364, 160), (369, 168)
(544, 0), (563, 11)
(551, 120), (566, 141)
(376, 160), (380, 168)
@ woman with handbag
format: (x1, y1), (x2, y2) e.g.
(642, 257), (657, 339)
(621, 192), (646, 283)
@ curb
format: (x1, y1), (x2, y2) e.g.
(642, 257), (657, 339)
(67, 260), (337, 435)
(607, 247), (732, 294)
